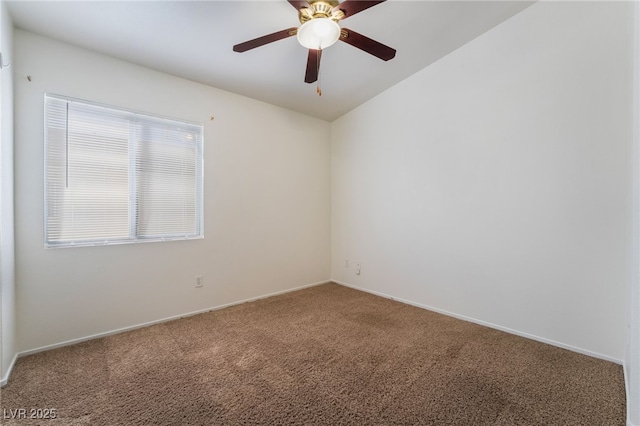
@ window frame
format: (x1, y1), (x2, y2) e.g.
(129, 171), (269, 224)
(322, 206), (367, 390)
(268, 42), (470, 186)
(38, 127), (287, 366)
(44, 93), (204, 248)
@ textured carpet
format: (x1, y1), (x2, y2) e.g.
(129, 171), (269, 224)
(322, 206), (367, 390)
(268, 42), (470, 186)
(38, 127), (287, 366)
(1, 283), (625, 425)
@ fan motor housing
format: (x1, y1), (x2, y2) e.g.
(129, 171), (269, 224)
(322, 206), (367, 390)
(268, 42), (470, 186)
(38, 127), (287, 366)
(299, 1), (344, 24)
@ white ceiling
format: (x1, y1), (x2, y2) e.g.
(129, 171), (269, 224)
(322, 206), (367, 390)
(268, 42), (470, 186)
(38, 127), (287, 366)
(6, 0), (533, 121)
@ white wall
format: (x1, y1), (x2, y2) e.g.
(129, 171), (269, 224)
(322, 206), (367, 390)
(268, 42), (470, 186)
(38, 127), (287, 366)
(331, 1), (632, 362)
(0, 0), (16, 385)
(628, 2), (640, 425)
(14, 30), (331, 353)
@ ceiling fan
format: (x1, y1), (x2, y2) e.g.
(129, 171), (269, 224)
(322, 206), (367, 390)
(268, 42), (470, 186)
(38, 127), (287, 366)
(233, 0), (396, 90)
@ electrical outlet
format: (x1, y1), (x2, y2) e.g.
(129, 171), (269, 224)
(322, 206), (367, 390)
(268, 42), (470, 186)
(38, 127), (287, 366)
(345, 259), (350, 268)
(355, 263), (361, 275)
(195, 275), (203, 288)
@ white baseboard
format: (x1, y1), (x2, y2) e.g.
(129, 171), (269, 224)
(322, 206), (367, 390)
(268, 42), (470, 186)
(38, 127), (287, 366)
(1, 352), (18, 387)
(16, 279), (330, 359)
(332, 279), (624, 365)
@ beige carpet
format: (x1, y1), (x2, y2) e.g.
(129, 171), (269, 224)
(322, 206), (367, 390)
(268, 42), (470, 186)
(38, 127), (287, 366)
(1, 283), (626, 425)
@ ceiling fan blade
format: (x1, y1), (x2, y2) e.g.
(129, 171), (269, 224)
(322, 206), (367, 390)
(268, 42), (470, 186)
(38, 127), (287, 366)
(304, 49), (322, 83)
(233, 27), (298, 52)
(339, 28), (396, 61)
(288, 0), (310, 10)
(333, 0), (386, 19)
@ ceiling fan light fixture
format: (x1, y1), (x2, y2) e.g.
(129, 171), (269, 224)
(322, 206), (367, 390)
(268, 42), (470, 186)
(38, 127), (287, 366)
(296, 18), (340, 50)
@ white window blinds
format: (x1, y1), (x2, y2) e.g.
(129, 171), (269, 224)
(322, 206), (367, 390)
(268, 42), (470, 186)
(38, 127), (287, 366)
(45, 95), (203, 247)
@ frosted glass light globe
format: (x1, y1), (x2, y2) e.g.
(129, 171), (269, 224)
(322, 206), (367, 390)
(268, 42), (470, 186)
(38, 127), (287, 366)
(297, 18), (340, 50)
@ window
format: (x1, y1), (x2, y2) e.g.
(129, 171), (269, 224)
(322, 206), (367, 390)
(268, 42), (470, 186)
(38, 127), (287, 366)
(44, 94), (203, 248)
